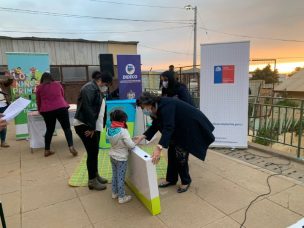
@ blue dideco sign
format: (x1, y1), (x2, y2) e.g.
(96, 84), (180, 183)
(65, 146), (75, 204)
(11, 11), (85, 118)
(117, 55), (142, 99)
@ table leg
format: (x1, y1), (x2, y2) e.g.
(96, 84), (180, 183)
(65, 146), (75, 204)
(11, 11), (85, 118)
(0, 202), (7, 228)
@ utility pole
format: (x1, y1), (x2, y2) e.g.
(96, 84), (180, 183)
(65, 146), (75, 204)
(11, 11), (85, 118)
(193, 6), (197, 71)
(185, 5), (198, 74)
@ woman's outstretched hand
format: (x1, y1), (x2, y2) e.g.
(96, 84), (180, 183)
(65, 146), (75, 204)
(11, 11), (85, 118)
(151, 147), (161, 165)
(133, 135), (146, 145)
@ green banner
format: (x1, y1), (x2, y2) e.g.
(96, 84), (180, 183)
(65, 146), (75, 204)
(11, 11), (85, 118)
(6, 52), (49, 139)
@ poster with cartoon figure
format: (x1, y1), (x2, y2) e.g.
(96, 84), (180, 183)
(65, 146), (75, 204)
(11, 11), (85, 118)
(6, 52), (49, 139)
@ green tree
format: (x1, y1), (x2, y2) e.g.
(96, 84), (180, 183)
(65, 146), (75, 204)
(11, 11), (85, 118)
(251, 64), (279, 84)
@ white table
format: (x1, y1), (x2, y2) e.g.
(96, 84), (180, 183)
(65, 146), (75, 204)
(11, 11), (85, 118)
(27, 105), (76, 150)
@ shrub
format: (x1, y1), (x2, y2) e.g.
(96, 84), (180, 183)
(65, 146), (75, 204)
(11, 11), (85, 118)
(294, 119), (304, 136)
(253, 120), (278, 146)
(276, 99), (299, 107)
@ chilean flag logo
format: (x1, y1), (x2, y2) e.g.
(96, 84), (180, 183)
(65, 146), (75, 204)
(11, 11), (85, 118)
(214, 65), (235, 84)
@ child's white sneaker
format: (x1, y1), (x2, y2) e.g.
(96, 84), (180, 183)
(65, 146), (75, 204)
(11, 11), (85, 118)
(112, 193), (118, 199)
(118, 195), (132, 204)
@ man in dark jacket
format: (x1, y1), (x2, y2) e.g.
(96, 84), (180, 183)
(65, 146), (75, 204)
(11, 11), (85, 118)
(169, 65), (179, 81)
(134, 92), (215, 193)
(74, 71), (112, 191)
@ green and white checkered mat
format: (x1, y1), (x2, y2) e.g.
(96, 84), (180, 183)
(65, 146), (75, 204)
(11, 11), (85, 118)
(68, 145), (167, 187)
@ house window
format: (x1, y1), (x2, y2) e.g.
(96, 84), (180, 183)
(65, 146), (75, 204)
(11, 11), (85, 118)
(50, 66), (61, 81)
(62, 66), (87, 82)
(88, 66), (100, 78)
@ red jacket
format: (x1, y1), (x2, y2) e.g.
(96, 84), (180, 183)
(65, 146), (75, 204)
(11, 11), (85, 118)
(36, 81), (69, 112)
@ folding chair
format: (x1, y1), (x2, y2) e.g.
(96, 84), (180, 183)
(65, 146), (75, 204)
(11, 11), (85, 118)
(0, 201), (6, 228)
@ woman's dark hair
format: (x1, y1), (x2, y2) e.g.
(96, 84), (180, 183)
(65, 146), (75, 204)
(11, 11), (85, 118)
(136, 92), (161, 107)
(40, 72), (54, 84)
(110, 109), (128, 122)
(160, 70), (179, 96)
(92, 71), (113, 84)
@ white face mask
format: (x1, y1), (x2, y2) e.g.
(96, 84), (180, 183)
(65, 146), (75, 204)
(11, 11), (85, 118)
(143, 108), (152, 116)
(162, 81), (169, 88)
(99, 86), (108, 93)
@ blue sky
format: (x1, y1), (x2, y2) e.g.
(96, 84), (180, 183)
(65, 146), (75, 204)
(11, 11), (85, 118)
(0, 0), (303, 72)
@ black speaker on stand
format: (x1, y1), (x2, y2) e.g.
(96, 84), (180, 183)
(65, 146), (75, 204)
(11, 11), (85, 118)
(99, 54), (114, 77)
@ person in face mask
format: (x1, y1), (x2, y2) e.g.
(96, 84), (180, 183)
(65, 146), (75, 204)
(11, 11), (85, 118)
(133, 92), (215, 193)
(155, 70), (195, 189)
(99, 85), (108, 93)
(74, 71), (112, 191)
(160, 71), (194, 106)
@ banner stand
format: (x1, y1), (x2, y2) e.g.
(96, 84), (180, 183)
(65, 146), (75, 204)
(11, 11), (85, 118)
(200, 41), (250, 148)
(6, 52), (49, 139)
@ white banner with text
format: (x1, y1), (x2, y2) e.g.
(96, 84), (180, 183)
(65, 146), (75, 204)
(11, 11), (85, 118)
(200, 41), (250, 148)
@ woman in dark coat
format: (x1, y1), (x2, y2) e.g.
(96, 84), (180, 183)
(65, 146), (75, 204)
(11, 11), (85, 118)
(159, 70), (195, 189)
(134, 92), (215, 193)
(160, 70), (194, 106)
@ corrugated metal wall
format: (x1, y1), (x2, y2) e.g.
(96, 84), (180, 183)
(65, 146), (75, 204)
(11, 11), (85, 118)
(0, 39), (108, 65)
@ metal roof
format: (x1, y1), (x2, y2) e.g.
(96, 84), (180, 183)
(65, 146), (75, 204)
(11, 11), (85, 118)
(275, 69), (304, 92)
(0, 36), (138, 45)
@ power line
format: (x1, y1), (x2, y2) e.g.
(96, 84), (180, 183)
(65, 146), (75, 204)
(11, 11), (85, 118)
(142, 42), (304, 61)
(139, 44), (191, 56)
(0, 25), (191, 35)
(197, 11), (208, 38)
(0, 7), (192, 24)
(140, 43), (304, 59)
(250, 57), (304, 61)
(141, 44), (304, 61)
(276, 57), (304, 60)
(89, 0), (185, 9)
(0, 24), (189, 32)
(198, 26), (304, 43)
(185, 25), (193, 55)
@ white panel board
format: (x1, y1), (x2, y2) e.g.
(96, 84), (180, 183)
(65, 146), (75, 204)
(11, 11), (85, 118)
(126, 146), (161, 215)
(288, 218), (304, 228)
(200, 41), (250, 148)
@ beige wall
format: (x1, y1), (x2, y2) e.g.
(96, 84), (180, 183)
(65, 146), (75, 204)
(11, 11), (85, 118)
(108, 43), (137, 65)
